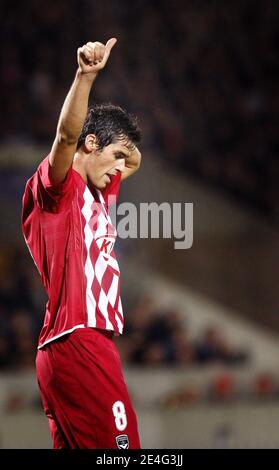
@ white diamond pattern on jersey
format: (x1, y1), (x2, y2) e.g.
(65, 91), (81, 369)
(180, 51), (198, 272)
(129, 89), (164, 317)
(98, 288), (114, 329)
(118, 297), (123, 318)
(81, 186), (123, 332)
(81, 187), (97, 327)
(108, 274), (123, 332)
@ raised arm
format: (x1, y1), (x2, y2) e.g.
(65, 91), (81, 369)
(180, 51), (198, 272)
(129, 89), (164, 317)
(49, 38), (117, 185)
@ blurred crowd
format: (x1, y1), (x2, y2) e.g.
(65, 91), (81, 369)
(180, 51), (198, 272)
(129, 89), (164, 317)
(161, 369), (279, 408)
(0, 246), (46, 370)
(0, 244), (248, 371)
(116, 295), (248, 367)
(1, 0), (278, 219)
(0, 0), (279, 217)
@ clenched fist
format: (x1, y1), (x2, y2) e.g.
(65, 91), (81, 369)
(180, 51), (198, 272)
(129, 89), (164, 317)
(77, 38), (117, 74)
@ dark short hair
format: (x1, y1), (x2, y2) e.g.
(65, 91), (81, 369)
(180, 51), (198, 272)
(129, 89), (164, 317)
(77, 103), (141, 150)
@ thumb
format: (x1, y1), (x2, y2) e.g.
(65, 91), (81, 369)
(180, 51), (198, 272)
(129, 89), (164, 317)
(105, 37), (117, 53)
(101, 38), (117, 66)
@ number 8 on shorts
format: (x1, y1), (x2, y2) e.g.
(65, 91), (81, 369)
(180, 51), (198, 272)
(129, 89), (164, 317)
(112, 401), (127, 431)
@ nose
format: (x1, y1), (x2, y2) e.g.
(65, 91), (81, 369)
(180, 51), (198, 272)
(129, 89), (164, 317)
(115, 158), (125, 173)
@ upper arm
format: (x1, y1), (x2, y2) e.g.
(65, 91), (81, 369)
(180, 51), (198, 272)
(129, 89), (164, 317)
(48, 132), (78, 185)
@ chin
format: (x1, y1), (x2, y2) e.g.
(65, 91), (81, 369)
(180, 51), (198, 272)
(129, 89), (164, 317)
(88, 176), (106, 190)
(95, 181), (107, 190)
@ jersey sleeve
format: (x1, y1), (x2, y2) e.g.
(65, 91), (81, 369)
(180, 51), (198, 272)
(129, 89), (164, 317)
(30, 156), (75, 213)
(101, 171), (122, 206)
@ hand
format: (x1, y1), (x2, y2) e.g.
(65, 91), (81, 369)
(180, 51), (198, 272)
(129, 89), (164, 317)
(77, 38), (117, 75)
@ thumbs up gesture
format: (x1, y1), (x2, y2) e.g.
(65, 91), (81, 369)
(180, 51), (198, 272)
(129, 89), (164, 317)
(77, 38), (117, 74)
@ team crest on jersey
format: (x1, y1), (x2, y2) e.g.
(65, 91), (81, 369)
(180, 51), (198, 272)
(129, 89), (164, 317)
(95, 235), (116, 257)
(116, 434), (129, 449)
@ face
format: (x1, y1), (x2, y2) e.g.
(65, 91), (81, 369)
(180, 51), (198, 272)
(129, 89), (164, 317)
(85, 139), (132, 189)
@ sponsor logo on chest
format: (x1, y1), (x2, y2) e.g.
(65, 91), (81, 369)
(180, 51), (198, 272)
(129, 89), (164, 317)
(95, 235), (116, 256)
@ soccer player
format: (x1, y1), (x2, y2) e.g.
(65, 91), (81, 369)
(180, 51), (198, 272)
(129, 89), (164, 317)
(22, 38), (141, 449)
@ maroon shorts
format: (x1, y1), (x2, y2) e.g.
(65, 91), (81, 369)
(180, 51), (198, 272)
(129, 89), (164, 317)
(36, 328), (140, 449)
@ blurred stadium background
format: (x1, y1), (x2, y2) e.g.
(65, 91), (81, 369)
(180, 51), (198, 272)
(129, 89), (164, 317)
(1, 0), (279, 448)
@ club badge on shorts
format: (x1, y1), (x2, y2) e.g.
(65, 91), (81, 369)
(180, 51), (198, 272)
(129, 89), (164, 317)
(116, 434), (129, 449)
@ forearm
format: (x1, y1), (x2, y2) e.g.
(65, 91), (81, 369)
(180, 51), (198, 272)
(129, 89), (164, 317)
(48, 39), (116, 184)
(121, 147), (141, 180)
(56, 71), (97, 144)
(125, 154), (141, 170)
(127, 146), (141, 169)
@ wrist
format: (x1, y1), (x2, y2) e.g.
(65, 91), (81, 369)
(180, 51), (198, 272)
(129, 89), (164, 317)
(76, 69), (98, 83)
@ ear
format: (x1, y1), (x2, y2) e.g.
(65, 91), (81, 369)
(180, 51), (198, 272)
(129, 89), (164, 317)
(84, 134), (97, 153)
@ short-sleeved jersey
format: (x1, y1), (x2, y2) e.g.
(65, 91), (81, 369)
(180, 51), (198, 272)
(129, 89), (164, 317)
(22, 156), (124, 348)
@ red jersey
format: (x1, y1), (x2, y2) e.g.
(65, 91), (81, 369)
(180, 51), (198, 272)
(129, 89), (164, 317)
(22, 157), (124, 348)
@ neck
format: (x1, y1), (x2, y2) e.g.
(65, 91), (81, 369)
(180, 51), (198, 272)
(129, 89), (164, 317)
(72, 152), (88, 183)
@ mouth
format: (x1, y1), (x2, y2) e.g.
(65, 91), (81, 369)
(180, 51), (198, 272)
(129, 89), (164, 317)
(105, 171), (117, 182)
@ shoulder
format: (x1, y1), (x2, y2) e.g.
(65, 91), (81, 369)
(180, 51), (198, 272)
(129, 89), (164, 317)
(23, 155), (76, 213)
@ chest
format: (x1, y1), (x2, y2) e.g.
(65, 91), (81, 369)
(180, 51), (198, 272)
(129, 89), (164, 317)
(77, 186), (117, 258)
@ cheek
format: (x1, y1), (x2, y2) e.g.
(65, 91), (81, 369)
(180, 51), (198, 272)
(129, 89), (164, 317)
(88, 159), (103, 175)
(88, 164), (107, 185)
